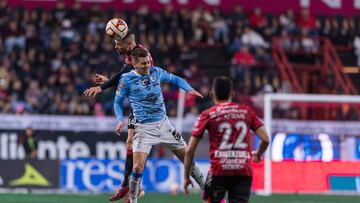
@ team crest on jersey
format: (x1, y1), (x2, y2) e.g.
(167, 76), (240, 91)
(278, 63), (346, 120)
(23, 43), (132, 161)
(150, 75), (156, 82)
(142, 78), (150, 86)
(120, 82), (126, 88)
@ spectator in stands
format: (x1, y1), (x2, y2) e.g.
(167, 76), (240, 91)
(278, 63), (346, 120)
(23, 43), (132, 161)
(354, 36), (360, 67)
(192, 5), (213, 43)
(228, 27), (243, 54)
(231, 46), (255, 89)
(228, 5), (247, 27)
(1, 3), (358, 119)
(337, 18), (355, 46)
(320, 18), (332, 37)
(20, 127), (38, 159)
(279, 30), (294, 51)
(300, 28), (318, 53)
(279, 9), (297, 34)
(297, 9), (317, 31)
(248, 7), (267, 32)
(211, 8), (229, 44)
(3, 20), (25, 54)
(183, 63), (207, 89)
(241, 26), (269, 49)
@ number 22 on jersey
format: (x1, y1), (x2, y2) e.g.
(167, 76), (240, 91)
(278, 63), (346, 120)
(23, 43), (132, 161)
(218, 121), (248, 150)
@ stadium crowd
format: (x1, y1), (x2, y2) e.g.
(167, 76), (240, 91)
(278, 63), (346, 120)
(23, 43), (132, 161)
(0, 1), (359, 116)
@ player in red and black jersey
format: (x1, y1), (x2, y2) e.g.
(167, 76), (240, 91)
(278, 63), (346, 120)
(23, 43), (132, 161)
(84, 31), (153, 202)
(183, 76), (270, 203)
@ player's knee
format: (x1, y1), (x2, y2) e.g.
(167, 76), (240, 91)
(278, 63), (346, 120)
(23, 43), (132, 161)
(132, 164), (143, 174)
(126, 138), (133, 148)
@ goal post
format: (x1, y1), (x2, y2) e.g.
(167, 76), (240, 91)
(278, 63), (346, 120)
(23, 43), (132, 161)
(262, 93), (360, 195)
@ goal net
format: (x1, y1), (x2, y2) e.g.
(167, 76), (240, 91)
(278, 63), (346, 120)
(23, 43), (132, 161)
(256, 93), (360, 195)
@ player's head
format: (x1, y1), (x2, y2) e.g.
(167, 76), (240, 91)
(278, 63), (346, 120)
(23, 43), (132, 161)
(114, 32), (136, 54)
(211, 76), (234, 103)
(131, 47), (151, 75)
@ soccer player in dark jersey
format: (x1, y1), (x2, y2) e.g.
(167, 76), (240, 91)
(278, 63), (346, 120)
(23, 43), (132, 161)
(83, 31), (152, 202)
(183, 76), (270, 203)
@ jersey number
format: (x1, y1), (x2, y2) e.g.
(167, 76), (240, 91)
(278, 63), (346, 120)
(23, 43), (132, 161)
(218, 121), (248, 150)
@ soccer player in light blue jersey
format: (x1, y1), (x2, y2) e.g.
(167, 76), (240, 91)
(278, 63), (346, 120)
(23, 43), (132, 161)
(114, 47), (205, 203)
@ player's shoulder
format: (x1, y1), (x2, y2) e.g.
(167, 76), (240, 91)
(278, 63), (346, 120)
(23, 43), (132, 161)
(150, 66), (162, 71)
(121, 71), (138, 81)
(199, 105), (217, 117)
(233, 102), (250, 109)
(150, 66), (165, 74)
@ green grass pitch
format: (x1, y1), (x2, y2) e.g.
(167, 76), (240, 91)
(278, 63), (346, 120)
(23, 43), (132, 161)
(1, 193), (360, 203)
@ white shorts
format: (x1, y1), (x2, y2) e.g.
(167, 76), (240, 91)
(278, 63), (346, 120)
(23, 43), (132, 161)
(132, 116), (187, 154)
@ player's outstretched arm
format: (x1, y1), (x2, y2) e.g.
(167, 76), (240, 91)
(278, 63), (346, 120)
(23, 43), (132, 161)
(187, 89), (204, 98)
(100, 64), (133, 90)
(158, 68), (203, 98)
(252, 126), (270, 162)
(84, 86), (102, 97)
(84, 65), (133, 97)
(183, 136), (200, 195)
(83, 74), (109, 97)
(94, 74), (109, 85)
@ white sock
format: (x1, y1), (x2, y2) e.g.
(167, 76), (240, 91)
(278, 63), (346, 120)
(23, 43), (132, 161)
(129, 176), (140, 203)
(190, 163), (205, 190)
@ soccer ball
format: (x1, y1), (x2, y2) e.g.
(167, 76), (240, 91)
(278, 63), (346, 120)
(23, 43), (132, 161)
(105, 18), (128, 41)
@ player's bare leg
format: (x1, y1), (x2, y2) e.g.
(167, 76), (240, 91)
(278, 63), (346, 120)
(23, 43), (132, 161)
(109, 129), (138, 201)
(128, 152), (148, 203)
(173, 148), (226, 202)
(172, 148), (205, 190)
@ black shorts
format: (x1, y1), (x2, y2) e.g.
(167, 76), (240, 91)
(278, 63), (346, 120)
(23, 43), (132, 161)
(204, 174), (252, 203)
(127, 113), (135, 129)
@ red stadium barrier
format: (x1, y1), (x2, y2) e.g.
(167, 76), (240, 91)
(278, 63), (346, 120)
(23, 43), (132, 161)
(252, 161), (360, 193)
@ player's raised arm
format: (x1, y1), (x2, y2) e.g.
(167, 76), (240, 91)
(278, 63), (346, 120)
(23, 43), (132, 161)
(157, 67), (204, 98)
(113, 77), (129, 135)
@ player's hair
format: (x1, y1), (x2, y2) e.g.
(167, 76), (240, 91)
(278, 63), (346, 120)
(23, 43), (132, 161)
(213, 76), (233, 100)
(122, 31), (135, 43)
(131, 47), (148, 62)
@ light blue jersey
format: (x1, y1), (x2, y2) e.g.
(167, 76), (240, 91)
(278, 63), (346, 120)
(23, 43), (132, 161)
(114, 66), (193, 123)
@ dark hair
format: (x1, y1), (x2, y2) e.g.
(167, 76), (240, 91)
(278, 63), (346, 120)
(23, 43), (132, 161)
(131, 47), (148, 62)
(212, 76), (233, 100)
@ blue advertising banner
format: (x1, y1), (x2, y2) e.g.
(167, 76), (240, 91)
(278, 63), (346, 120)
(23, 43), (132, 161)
(60, 158), (209, 193)
(270, 133), (341, 161)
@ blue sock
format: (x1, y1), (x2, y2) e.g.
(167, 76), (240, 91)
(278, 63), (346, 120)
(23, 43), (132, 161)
(130, 171), (142, 180)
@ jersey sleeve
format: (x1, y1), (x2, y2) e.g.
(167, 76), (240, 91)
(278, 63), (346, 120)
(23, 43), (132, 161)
(100, 64), (133, 90)
(156, 67), (193, 92)
(249, 108), (263, 131)
(191, 110), (210, 139)
(113, 76), (129, 122)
